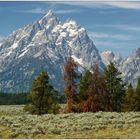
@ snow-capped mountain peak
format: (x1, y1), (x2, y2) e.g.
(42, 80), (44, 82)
(116, 48), (140, 86)
(0, 10), (104, 92)
(44, 9), (55, 17)
(101, 50), (114, 59)
(101, 50), (115, 65)
(130, 48), (140, 58)
(39, 10), (59, 29)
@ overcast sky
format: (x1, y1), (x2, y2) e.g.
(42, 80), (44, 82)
(0, 1), (140, 57)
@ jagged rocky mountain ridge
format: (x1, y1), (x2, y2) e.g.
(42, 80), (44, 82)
(0, 10), (104, 92)
(101, 49), (140, 87)
(118, 48), (140, 86)
(101, 50), (115, 66)
(101, 50), (123, 66)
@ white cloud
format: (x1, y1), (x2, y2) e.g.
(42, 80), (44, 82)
(53, 2), (107, 8)
(18, 7), (82, 14)
(92, 24), (140, 32)
(88, 32), (135, 41)
(102, 2), (140, 10)
(93, 40), (136, 49)
(55, 9), (82, 14)
(88, 31), (139, 56)
(94, 40), (118, 48)
(111, 24), (140, 32)
(18, 8), (46, 14)
(56, 1), (140, 10)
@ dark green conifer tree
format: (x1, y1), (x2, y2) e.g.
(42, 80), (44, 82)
(122, 83), (139, 111)
(24, 71), (60, 115)
(136, 76), (140, 96)
(135, 76), (140, 110)
(78, 70), (92, 101)
(104, 62), (125, 112)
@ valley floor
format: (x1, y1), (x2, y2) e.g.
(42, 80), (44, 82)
(0, 105), (140, 139)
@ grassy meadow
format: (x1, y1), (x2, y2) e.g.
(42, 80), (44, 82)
(0, 105), (140, 139)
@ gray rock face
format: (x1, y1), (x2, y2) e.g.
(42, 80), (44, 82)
(0, 10), (104, 93)
(101, 48), (140, 87)
(101, 50), (115, 66)
(118, 48), (140, 86)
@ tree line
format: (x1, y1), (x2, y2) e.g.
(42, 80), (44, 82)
(0, 92), (29, 105)
(25, 57), (140, 115)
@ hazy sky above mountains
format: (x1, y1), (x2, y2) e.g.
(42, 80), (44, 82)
(0, 1), (140, 57)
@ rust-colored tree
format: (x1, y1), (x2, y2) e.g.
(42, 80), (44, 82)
(78, 63), (108, 112)
(64, 57), (79, 113)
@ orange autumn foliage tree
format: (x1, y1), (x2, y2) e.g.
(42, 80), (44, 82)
(78, 64), (108, 112)
(64, 57), (79, 113)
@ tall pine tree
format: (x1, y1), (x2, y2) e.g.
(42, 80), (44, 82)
(122, 83), (139, 111)
(25, 71), (60, 115)
(104, 62), (125, 112)
(135, 76), (140, 110)
(136, 76), (140, 96)
(78, 70), (92, 101)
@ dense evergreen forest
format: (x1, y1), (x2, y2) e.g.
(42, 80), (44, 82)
(0, 92), (28, 105)
(0, 92), (65, 105)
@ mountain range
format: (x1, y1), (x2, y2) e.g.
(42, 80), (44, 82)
(101, 49), (140, 87)
(0, 10), (139, 93)
(0, 10), (104, 93)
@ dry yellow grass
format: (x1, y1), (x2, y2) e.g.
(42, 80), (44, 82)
(0, 105), (140, 139)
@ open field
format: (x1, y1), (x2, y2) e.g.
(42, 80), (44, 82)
(0, 105), (140, 138)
